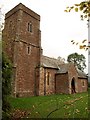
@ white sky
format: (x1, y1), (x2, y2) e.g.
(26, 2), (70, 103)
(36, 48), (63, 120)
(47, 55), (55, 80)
(0, 0), (88, 73)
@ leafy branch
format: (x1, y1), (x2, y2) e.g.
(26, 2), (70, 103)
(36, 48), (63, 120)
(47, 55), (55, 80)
(65, 1), (90, 22)
(71, 39), (90, 51)
(65, 0), (90, 51)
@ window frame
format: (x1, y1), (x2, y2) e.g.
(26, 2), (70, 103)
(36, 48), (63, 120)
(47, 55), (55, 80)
(28, 22), (32, 32)
(47, 72), (50, 85)
(82, 81), (85, 87)
(27, 46), (31, 55)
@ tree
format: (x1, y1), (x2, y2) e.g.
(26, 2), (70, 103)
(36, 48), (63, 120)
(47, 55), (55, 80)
(67, 53), (86, 72)
(65, 1), (90, 22)
(2, 52), (12, 119)
(65, 0), (90, 51)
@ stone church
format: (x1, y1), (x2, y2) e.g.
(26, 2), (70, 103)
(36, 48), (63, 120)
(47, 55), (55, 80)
(3, 3), (88, 97)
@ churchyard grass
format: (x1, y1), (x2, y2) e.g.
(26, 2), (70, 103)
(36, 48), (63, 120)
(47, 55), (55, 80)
(8, 90), (89, 119)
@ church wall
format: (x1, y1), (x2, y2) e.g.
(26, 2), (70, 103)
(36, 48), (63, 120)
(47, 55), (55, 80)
(2, 3), (88, 97)
(77, 78), (88, 93)
(39, 67), (57, 95)
(68, 64), (78, 94)
(3, 3), (41, 97)
(55, 73), (69, 94)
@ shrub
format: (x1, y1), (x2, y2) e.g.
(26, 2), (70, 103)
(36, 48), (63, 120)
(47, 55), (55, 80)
(2, 52), (12, 119)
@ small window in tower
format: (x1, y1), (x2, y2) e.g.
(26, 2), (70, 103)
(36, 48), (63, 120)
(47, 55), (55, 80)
(30, 23), (32, 32)
(28, 22), (32, 32)
(27, 46), (31, 55)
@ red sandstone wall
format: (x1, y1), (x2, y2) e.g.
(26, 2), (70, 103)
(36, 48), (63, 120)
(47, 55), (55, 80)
(77, 78), (88, 93)
(39, 67), (57, 95)
(68, 64), (78, 94)
(45, 68), (57, 95)
(3, 4), (41, 97)
(55, 73), (69, 94)
(68, 64), (87, 93)
(55, 64), (88, 94)
(39, 67), (45, 95)
(2, 11), (18, 62)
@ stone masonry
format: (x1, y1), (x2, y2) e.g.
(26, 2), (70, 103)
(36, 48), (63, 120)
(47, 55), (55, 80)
(3, 3), (88, 97)
(3, 3), (41, 97)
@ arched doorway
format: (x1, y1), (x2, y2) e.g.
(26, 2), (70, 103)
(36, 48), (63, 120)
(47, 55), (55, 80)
(71, 78), (76, 94)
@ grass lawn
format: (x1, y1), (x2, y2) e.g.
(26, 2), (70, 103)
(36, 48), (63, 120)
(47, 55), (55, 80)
(9, 91), (89, 119)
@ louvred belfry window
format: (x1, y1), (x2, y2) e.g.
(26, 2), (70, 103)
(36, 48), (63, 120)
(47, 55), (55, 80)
(28, 22), (32, 32)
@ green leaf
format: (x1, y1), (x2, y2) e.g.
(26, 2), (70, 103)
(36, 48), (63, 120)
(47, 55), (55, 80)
(64, 10), (68, 12)
(88, 14), (90, 17)
(66, 6), (69, 9)
(75, 8), (78, 12)
(70, 6), (74, 9)
(74, 4), (80, 6)
(79, 7), (83, 11)
(84, 15), (87, 18)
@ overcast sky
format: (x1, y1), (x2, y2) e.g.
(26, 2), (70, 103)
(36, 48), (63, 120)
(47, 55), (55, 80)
(0, 0), (88, 72)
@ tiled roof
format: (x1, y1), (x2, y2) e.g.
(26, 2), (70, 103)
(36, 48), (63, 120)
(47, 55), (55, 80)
(41, 55), (64, 69)
(77, 68), (87, 78)
(57, 63), (69, 73)
(57, 63), (87, 78)
(41, 56), (87, 79)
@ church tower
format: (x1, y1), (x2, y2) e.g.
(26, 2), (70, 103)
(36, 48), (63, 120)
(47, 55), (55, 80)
(3, 3), (41, 97)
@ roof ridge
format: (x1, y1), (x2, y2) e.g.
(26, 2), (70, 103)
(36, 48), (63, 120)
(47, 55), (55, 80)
(41, 55), (65, 69)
